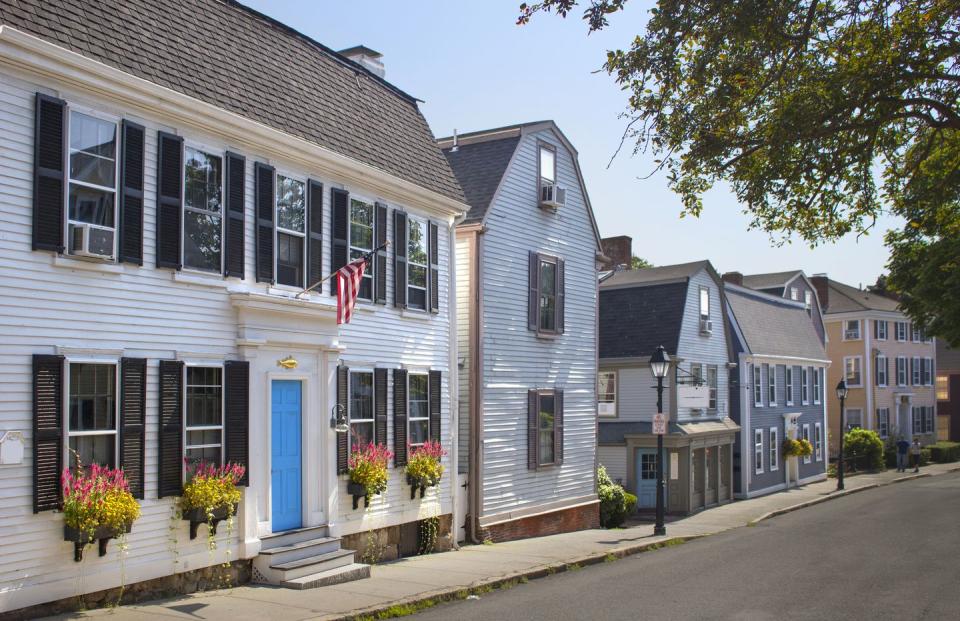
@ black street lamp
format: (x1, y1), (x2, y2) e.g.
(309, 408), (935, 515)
(649, 345), (670, 536)
(835, 379), (848, 491)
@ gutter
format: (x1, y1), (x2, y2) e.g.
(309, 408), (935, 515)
(448, 210), (466, 548)
(468, 227), (485, 544)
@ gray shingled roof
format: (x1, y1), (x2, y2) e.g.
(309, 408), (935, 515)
(825, 279), (900, 314)
(600, 281), (688, 359)
(599, 418), (737, 443)
(741, 271), (802, 290)
(442, 136), (520, 224)
(725, 285), (827, 360)
(0, 0), (465, 203)
(601, 261), (710, 288)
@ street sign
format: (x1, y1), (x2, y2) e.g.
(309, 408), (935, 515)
(677, 384), (710, 409)
(653, 413), (667, 435)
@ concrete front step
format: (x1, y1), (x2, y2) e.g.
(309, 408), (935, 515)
(281, 562), (371, 590)
(257, 547), (357, 583)
(257, 536), (341, 565)
(259, 525), (331, 550)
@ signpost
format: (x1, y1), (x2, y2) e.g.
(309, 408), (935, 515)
(653, 413), (667, 435)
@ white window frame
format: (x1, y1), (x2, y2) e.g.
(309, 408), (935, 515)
(897, 356), (908, 386)
(699, 286), (710, 319)
(801, 367), (810, 405)
(923, 357), (933, 386)
(814, 423), (823, 461)
(912, 356), (922, 386)
(181, 143), (225, 274)
(912, 326), (922, 342)
(536, 388), (558, 467)
(598, 370), (617, 417)
(182, 362), (225, 478)
(407, 371), (429, 448)
(348, 368), (375, 452)
(912, 407), (922, 434)
(769, 427), (779, 472)
(768, 364), (777, 406)
(877, 408), (889, 439)
(406, 214), (429, 311)
(843, 319), (861, 341)
(925, 405), (935, 434)
(63, 357), (120, 469)
(813, 367), (821, 404)
(64, 106), (121, 260)
(706, 364), (718, 412)
(802, 424), (812, 464)
(274, 171), (308, 289)
(876, 355), (888, 387)
(753, 364), (763, 407)
(785, 366), (794, 406)
(348, 197), (375, 301)
(538, 143), (556, 185)
(875, 320), (888, 340)
(844, 356), (863, 388)
(754, 428), (764, 475)
(846, 408), (863, 430)
(537, 254), (561, 334)
(804, 290), (813, 310)
(895, 321), (908, 342)
(790, 286), (799, 301)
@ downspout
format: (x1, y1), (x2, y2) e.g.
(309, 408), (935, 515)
(448, 211), (466, 549)
(468, 228), (484, 544)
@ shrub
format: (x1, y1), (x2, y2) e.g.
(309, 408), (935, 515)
(797, 438), (814, 458)
(61, 463), (141, 536)
(405, 441), (446, 488)
(349, 442), (393, 498)
(843, 428), (884, 471)
(598, 465), (634, 528)
(928, 441), (960, 463)
(782, 438), (802, 457)
(180, 461), (245, 518)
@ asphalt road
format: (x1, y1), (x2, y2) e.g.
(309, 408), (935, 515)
(415, 473), (960, 620)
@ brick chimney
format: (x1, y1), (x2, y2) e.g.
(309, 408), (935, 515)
(722, 272), (743, 286)
(810, 274), (829, 311)
(600, 236), (632, 271)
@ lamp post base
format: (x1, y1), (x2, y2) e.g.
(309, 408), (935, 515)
(654, 525), (666, 536)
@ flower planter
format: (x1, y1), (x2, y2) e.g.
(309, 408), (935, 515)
(347, 481), (369, 510)
(63, 523), (132, 562)
(181, 503), (239, 540)
(406, 475), (435, 500)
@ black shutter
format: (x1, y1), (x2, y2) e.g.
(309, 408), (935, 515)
(554, 389), (564, 464)
(875, 357), (880, 385)
(307, 180), (324, 288)
(394, 210), (408, 307)
(375, 202), (388, 304)
(557, 258), (566, 333)
(885, 357), (890, 387)
(158, 360), (184, 498)
(119, 357), (147, 499)
(118, 120), (145, 265)
(330, 188), (349, 295)
(224, 360), (250, 486)
(527, 389), (539, 470)
(393, 369), (408, 466)
(428, 221), (440, 313)
(254, 162), (275, 283)
(156, 132), (183, 269)
(33, 354), (64, 512)
(337, 365), (349, 474)
(429, 370), (442, 444)
(33, 93), (66, 253)
(374, 368), (388, 446)
(528, 251), (540, 331)
(224, 152), (246, 278)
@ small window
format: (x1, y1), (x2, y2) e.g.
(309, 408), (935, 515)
(754, 429), (764, 474)
(598, 371), (617, 417)
(877, 408), (889, 439)
(813, 367), (821, 404)
(349, 198), (374, 300)
(699, 287), (710, 319)
(640, 452), (657, 480)
(349, 371), (374, 449)
(767, 364), (777, 405)
(912, 407), (922, 434)
(912, 357), (922, 385)
(753, 365), (763, 407)
(408, 373), (429, 447)
(276, 175), (306, 287)
(183, 148), (223, 272)
(790, 286), (799, 301)
(539, 257), (559, 333)
(785, 366), (794, 405)
(815, 423), (823, 461)
(407, 216), (429, 310)
(897, 357), (908, 386)
(876, 355), (888, 387)
(923, 358), (933, 386)
(184, 366), (223, 470)
(67, 362), (117, 469)
(802, 424), (811, 464)
(804, 290), (813, 312)
(538, 391), (556, 466)
(925, 406), (935, 434)
(706, 365), (718, 411)
(912, 326), (922, 342)
(539, 145), (556, 185)
(67, 111), (118, 257)
(844, 357), (862, 387)
(843, 320), (861, 340)
(938, 374), (950, 401)
(846, 408), (863, 430)
(895, 321), (908, 341)
(801, 367), (810, 404)
(769, 427), (779, 472)
(875, 320), (888, 340)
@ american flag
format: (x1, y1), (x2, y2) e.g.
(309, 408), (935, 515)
(336, 256), (368, 325)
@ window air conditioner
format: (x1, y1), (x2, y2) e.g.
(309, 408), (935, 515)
(539, 182), (566, 210)
(700, 318), (713, 335)
(70, 223), (114, 259)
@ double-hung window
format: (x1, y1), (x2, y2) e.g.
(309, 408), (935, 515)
(790, 286), (799, 301)
(877, 408), (890, 439)
(706, 365), (718, 412)
(814, 423), (823, 461)
(912, 407), (922, 434)
(538, 256), (559, 333)
(912, 357), (922, 386)
(876, 355), (888, 387)
(767, 365), (777, 406)
(846, 408), (863, 430)
(804, 290), (813, 313)
(67, 111), (119, 258)
(938, 374), (950, 401)
(349, 198), (374, 300)
(844, 357), (862, 387)
(66, 362), (117, 469)
(183, 147), (223, 272)
(276, 175), (306, 287)
(598, 371), (617, 417)
(843, 320), (861, 340)
(801, 367), (810, 404)
(802, 424), (812, 464)
(895, 321), (908, 341)
(184, 366), (224, 469)
(753, 365), (763, 407)
(912, 326), (922, 342)
(538, 391), (557, 466)
(538, 144), (556, 195)
(875, 320), (888, 340)
(406, 216), (429, 310)
(348, 370), (375, 449)
(699, 287), (710, 321)
(754, 429), (764, 474)
(785, 366), (794, 405)
(897, 357), (908, 386)
(925, 406), (934, 434)
(769, 427), (779, 471)
(408, 373), (429, 447)
(923, 358), (933, 386)
(813, 368), (821, 404)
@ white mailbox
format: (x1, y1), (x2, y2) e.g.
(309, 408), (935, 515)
(0, 431), (25, 465)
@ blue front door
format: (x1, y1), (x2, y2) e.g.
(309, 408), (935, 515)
(635, 448), (668, 509)
(271, 380), (302, 531)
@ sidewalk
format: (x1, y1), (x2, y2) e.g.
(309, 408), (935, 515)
(52, 463), (960, 621)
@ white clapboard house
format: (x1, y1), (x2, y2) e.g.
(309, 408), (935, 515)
(440, 121), (603, 542)
(0, 0), (468, 614)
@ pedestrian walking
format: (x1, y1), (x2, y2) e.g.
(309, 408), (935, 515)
(896, 437), (909, 472)
(911, 438), (922, 473)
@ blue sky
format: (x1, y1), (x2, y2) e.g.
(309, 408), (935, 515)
(243, 0), (897, 287)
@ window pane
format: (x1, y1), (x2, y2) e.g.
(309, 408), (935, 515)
(187, 429), (222, 446)
(69, 363), (115, 431)
(539, 431), (554, 464)
(540, 262), (556, 296)
(539, 295), (556, 331)
(598, 372), (616, 402)
(700, 288), (709, 316)
(69, 112), (116, 187)
(409, 264), (427, 288)
(408, 219), (427, 266)
(409, 287), (426, 310)
(184, 210), (222, 271)
(350, 199), (373, 249)
(409, 374), (428, 401)
(349, 247), (373, 300)
(185, 446), (221, 468)
(277, 232), (304, 287)
(184, 149), (222, 214)
(351, 421), (374, 447)
(69, 185), (115, 227)
(538, 394), (555, 464)
(539, 147), (555, 182)
(70, 152), (117, 188)
(69, 434), (115, 469)
(409, 420), (428, 446)
(276, 176), (305, 232)
(350, 372), (373, 421)
(186, 366), (222, 427)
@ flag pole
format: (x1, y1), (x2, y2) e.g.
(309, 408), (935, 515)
(295, 240), (390, 299)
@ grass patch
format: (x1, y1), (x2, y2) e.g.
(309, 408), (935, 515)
(355, 599), (439, 620)
(604, 552), (618, 562)
(567, 563), (582, 571)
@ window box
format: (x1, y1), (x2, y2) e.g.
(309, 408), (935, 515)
(347, 481), (369, 510)
(406, 475), (429, 500)
(63, 522), (132, 562)
(182, 502), (239, 540)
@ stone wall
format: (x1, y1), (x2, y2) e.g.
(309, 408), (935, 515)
(340, 514), (454, 563)
(482, 501), (600, 543)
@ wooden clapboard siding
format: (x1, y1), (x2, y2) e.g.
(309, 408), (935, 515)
(597, 446), (627, 484)
(610, 367), (672, 422)
(455, 230), (473, 474)
(476, 127), (597, 517)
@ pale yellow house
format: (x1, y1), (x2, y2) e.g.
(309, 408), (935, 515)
(811, 277), (937, 456)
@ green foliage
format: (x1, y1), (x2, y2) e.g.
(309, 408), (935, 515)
(598, 465), (636, 528)
(843, 428), (885, 471)
(417, 516), (441, 555)
(928, 441), (960, 463)
(519, 1), (960, 345)
(631, 256), (652, 269)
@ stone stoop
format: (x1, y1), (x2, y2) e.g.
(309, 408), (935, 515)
(252, 525), (370, 589)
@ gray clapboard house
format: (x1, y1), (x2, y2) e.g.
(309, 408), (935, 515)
(723, 283), (830, 497)
(737, 271), (828, 343)
(598, 258), (738, 515)
(439, 121), (603, 543)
